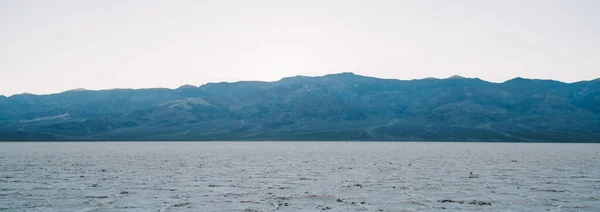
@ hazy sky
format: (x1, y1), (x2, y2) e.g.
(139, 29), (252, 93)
(1, 0), (599, 96)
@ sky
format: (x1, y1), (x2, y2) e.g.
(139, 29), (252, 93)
(1, 0), (599, 96)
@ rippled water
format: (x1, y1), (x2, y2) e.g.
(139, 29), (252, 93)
(1, 142), (599, 212)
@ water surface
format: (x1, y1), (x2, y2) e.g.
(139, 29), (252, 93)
(1, 142), (599, 211)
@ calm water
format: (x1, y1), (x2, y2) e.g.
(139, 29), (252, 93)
(1, 142), (599, 212)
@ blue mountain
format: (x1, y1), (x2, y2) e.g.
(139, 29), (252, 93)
(1, 73), (599, 142)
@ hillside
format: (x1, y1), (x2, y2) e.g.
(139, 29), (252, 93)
(1, 73), (599, 142)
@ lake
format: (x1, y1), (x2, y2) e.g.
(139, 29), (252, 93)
(1, 142), (599, 211)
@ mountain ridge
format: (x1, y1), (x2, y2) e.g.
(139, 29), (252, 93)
(4, 73), (599, 97)
(1, 72), (599, 142)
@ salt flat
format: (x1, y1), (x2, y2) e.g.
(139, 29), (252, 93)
(1, 142), (599, 212)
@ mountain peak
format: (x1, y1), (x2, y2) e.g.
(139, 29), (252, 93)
(323, 72), (367, 80)
(278, 75), (311, 82)
(504, 77), (560, 83)
(507, 77), (527, 81)
(177, 84), (198, 89)
(280, 72), (359, 81)
(326, 72), (357, 76)
(12, 93), (35, 96)
(448, 75), (466, 79)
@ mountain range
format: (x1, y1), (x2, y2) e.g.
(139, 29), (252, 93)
(1, 73), (599, 142)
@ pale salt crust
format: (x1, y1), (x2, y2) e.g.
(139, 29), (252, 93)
(1, 142), (599, 212)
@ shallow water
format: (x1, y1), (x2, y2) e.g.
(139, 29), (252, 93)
(1, 142), (599, 212)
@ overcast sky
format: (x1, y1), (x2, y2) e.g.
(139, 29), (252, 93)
(1, 0), (599, 96)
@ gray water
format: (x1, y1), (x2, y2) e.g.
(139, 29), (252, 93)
(1, 142), (599, 212)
